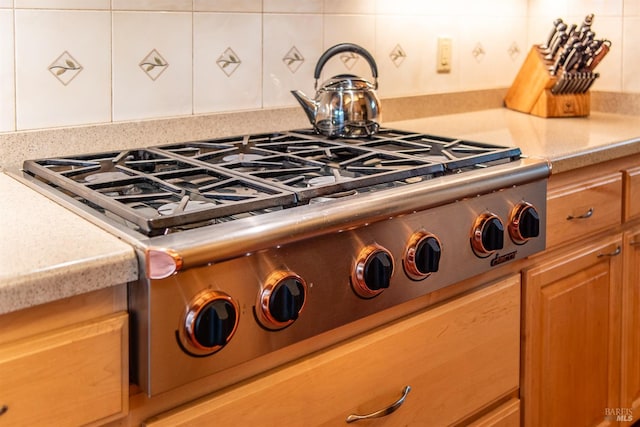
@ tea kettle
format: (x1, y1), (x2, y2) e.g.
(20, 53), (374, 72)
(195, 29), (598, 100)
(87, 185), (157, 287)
(291, 43), (381, 138)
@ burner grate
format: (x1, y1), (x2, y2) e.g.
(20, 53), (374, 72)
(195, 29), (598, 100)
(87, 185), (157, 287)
(23, 150), (296, 234)
(23, 129), (522, 235)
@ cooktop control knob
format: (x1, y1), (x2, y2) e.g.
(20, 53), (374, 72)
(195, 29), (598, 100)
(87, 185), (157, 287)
(509, 202), (540, 244)
(403, 231), (442, 280)
(256, 270), (307, 330)
(181, 290), (239, 356)
(351, 244), (394, 298)
(471, 213), (504, 257)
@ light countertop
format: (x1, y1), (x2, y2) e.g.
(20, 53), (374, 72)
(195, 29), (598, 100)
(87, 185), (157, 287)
(389, 108), (640, 174)
(0, 173), (138, 314)
(2, 107), (639, 315)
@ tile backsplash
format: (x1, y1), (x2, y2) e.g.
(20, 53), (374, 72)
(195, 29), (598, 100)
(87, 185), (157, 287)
(0, 0), (638, 132)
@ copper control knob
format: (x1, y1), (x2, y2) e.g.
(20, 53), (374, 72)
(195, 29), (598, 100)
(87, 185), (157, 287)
(509, 202), (540, 244)
(256, 270), (307, 330)
(403, 232), (442, 280)
(180, 290), (239, 356)
(470, 213), (504, 257)
(351, 244), (394, 298)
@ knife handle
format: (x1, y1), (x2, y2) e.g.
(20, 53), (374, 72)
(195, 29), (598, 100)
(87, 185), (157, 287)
(587, 40), (610, 71)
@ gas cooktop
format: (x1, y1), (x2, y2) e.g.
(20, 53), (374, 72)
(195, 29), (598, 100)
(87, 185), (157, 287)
(23, 129), (522, 237)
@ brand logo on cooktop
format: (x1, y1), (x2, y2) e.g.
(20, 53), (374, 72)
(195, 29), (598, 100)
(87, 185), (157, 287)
(490, 250), (517, 267)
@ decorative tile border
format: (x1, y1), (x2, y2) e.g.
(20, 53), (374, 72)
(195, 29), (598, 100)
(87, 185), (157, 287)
(389, 44), (406, 68)
(508, 42), (520, 61)
(216, 47), (241, 77)
(139, 49), (169, 81)
(340, 51), (359, 70)
(472, 43), (485, 63)
(283, 46), (304, 73)
(48, 51), (83, 85)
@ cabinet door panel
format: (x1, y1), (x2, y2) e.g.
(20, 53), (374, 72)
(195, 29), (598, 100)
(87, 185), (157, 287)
(523, 236), (622, 427)
(623, 166), (640, 222)
(0, 313), (128, 426)
(622, 227), (640, 424)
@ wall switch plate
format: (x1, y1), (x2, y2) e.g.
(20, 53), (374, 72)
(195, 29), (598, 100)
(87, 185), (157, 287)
(437, 37), (452, 73)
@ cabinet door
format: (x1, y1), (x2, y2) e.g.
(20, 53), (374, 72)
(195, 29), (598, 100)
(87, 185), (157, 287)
(522, 235), (623, 427)
(0, 313), (128, 426)
(622, 227), (640, 425)
(145, 275), (521, 427)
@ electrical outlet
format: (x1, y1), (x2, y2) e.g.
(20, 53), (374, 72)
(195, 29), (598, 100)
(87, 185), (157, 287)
(437, 37), (452, 73)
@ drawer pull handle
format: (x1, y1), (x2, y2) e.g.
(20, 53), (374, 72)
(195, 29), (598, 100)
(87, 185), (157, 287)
(630, 241), (640, 246)
(346, 385), (411, 423)
(0, 405), (7, 416)
(567, 208), (593, 220)
(597, 246), (621, 258)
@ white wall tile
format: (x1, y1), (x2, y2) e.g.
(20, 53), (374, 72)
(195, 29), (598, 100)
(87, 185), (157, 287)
(14, 10), (110, 130)
(262, 13), (323, 108)
(622, 17), (640, 92)
(194, 13), (262, 113)
(567, 0), (623, 16)
(324, 0), (373, 14)
(0, 0), (12, 8)
(322, 14), (376, 84)
(112, 12), (192, 122)
(375, 14), (433, 98)
(194, 0), (261, 12)
(112, 0), (192, 11)
(459, 15), (528, 91)
(264, 0), (322, 14)
(624, 0), (640, 16)
(15, 0), (109, 9)
(0, 9), (15, 131)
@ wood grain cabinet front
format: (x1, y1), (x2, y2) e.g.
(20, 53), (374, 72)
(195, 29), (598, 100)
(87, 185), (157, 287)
(0, 313), (129, 427)
(622, 225), (640, 425)
(623, 165), (640, 222)
(145, 275), (521, 427)
(522, 234), (623, 427)
(546, 170), (622, 249)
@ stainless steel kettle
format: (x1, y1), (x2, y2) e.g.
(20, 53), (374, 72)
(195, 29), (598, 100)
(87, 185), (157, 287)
(291, 43), (381, 138)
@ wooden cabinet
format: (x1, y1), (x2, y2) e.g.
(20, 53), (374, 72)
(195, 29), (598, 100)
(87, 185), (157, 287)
(545, 170), (622, 249)
(145, 275), (521, 427)
(621, 226), (640, 425)
(623, 166), (640, 222)
(0, 286), (128, 427)
(522, 234), (623, 427)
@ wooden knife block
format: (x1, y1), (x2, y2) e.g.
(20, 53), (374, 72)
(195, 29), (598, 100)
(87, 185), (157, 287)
(504, 46), (590, 118)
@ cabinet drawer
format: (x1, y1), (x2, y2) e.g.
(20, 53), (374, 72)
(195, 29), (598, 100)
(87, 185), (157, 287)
(624, 166), (640, 222)
(0, 313), (128, 426)
(546, 172), (622, 248)
(467, 398), (520, 427)
(145, 275), (520, 427)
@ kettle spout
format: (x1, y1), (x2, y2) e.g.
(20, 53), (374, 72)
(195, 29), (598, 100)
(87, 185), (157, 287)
(290, 90), (318, 126)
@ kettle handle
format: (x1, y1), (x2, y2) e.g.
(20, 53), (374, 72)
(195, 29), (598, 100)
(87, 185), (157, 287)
(314, 43), (378, 88)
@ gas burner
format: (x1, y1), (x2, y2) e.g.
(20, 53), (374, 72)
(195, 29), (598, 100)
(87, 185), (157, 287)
(308, 175), (339, 186)
(158, 199), (215, 216)
(85, 171), (131, 183)
(222, 153), (266, 162)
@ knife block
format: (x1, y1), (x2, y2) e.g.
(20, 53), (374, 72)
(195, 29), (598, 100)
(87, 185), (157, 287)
(504, 46), (590, 118)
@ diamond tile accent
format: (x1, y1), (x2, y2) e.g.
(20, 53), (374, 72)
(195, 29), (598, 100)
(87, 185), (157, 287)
(48, 51), (83, 86)
(139, 49), (169, 81)
(389, 44), (407, 68)
(472, 43), (486, 63)
(508, 42), (521, 61)
(340, 51), (359, 70)
(216, 47), (241, 77)
(283, 46), (304, 73)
